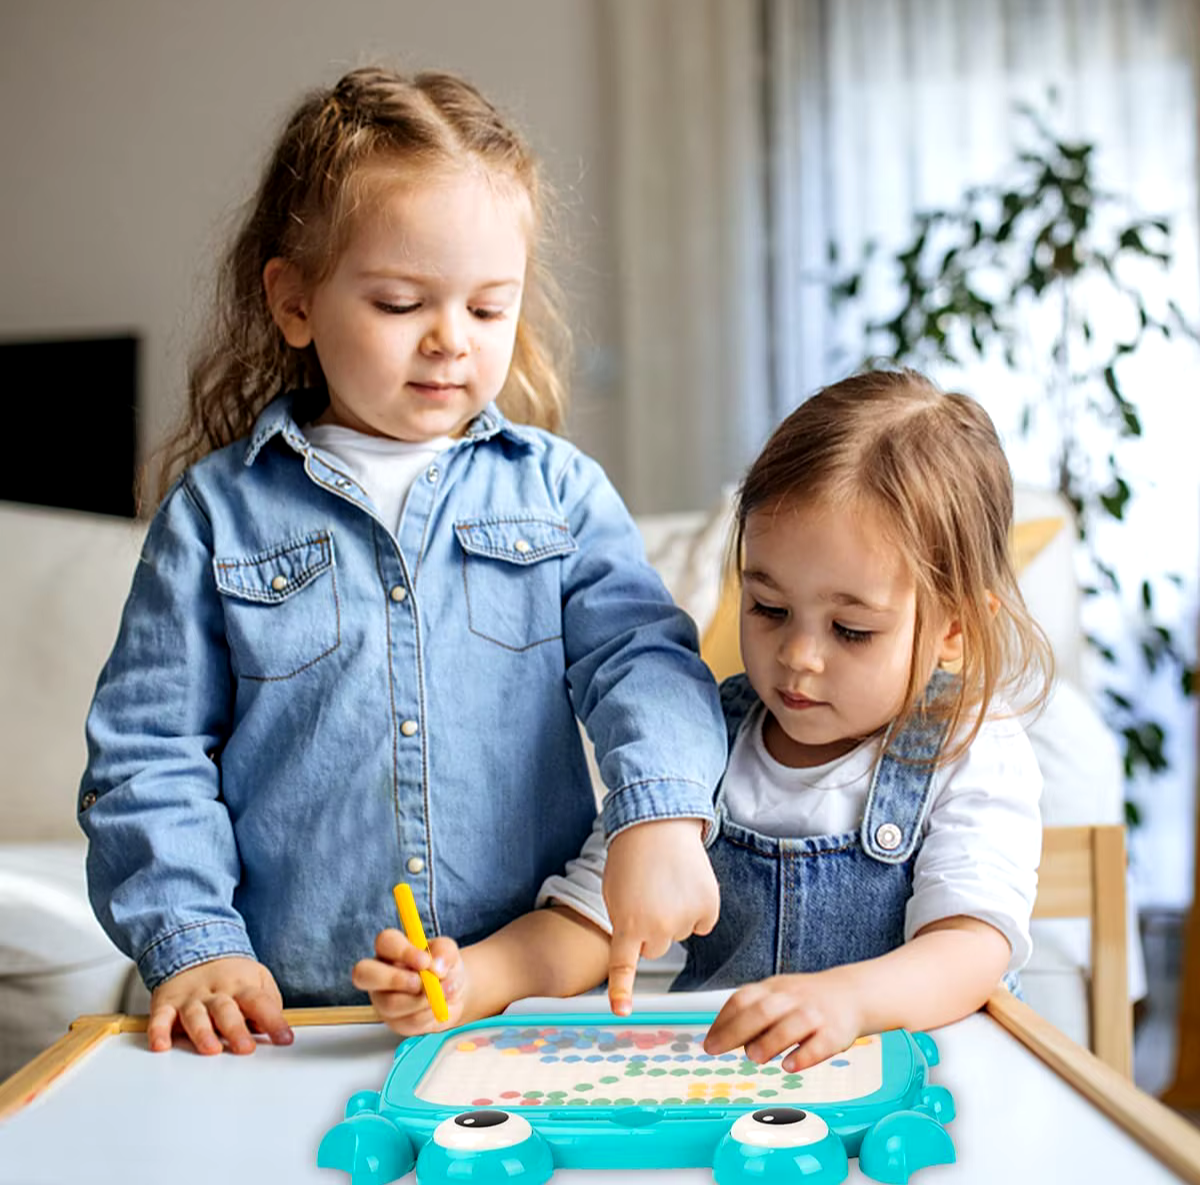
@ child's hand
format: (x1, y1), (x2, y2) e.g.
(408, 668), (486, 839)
(602, 817), (718, 1015)
(702, 969), (864, 1072)
(147, 956), (293, 1055)
(352, 929), (466, 1034)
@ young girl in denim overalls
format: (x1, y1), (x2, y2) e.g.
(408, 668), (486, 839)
(547, 368), (1054, 1071)
(78, 66), (725, 1057)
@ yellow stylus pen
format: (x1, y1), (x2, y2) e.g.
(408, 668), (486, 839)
(392, 882), (450, 1022)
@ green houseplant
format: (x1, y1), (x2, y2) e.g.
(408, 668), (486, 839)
(826, 103), (1198, 821)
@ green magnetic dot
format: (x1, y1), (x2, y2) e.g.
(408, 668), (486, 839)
(670, 1069), (689, 1077)
(575, 1083), (594, 1092)
(638, 1098), (657, 1106)
(715, 1067), (734, 1076)
(567, 1098), (588, 1106)
(613, 1097), (635, 1107)
(758, 1089), (778, 1098)
(663, 1097), (682, 1105)
(685, 1097), (706, 1105)
(590, 1098), (611, 1106)
(600, 1076), (618, 1084)
(739, 1062), (758, 1074)
(648, 1068), (666, 1077)
(760, 1066), (781, 1075)
(524, 1091), (543, 1099)
(693, 1068), (711, 1076)
(547, 1091), (567, 1099)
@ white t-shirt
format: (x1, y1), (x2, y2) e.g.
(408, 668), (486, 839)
(539, 703), (1042, 973)
(305, 423), (453, 536)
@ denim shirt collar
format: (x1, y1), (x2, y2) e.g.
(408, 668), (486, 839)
(242, 390), (538, 466)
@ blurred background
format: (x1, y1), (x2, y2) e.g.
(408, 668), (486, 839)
(1, 0), (1197, 1107)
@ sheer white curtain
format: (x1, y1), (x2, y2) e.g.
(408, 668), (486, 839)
(766, 0), (1200, 907)
(609, 0), (773, 514)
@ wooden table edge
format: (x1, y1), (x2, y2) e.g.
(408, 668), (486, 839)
(0, 1003), (379, 1120)
(3, 994), (1199, 1185)
(985, 988), (1200, 1185)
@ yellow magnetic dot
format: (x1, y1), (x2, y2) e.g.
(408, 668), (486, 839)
(456, 1042), (476, 1052)
(712, 1085), (732, 1095)
(533, 1038), (546, 1047)
(502, 1047), (520, 1056)
(853, 1036), (872, 1046)
(687, 1085), (706, 1096)
(736, 1081), (755, 1091)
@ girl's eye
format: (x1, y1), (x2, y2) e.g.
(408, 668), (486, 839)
(470, 307), (506, 321)
(374, 301), (419, 315)
(749, 601), (787, 620)
(834, 622), (873, 644)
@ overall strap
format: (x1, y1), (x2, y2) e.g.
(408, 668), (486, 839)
(860, 671), (958, 865)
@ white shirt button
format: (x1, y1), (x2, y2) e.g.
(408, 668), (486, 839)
(271, 574), (288, 591)
(400, 720), (419, 737)
(426, 466), (440, 483)
(875, 822), (903, 851)
(406, 856), (425, 874)
(514, 539), (531, 554)
(336, 478), (354, 490)
(390, 585), (408, 602)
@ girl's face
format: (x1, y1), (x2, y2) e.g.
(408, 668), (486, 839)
(739, 500), (959, 768)
(267, 165), (528, 442)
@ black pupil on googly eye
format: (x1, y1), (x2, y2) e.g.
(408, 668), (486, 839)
(455, 1110), (509, 1128)
(752, 1107), (807, 1125)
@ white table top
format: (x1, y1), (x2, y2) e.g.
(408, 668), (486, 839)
(0, 991), (1191, 1185)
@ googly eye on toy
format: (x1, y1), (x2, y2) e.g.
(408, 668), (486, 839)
(416, 1109), (553, 1185)
(713, 1106), (850, 1184)
(432, 1109), (534, 1152)
(729, 1107), (831, 1149)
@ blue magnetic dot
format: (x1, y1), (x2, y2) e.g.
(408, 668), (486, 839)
(541, 1056), (559, 1063)
(653, 1055), (669, 1062)
(629, 1055), (647, 1063)
(831, 1059), (850, 1067)
(607, 1055), (623, 1062)
(674, 1055), (690, 1062)
(564, 1055), (581, 1063)
(586, 1055), (602, 1063)
(718, 1054), (737, 1062)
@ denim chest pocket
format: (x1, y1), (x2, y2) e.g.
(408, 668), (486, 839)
(213, 531), (340, 680)
(455, 514), (577, 650)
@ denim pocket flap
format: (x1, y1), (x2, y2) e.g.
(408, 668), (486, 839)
(455, 515), (577, 565)
(213, 531), (334, 603)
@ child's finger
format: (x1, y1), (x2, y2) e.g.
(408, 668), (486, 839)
(353, 957), (424, 995)
(374, 927), (431, 968)
(208, 995), (257, 1055)
(703, 984), (780, 1055)
(178, 998), (224, 1056)
(146, 1002), (178, 1053)
(238, 987), (294, 1046)
(606, 932), (642, 1016)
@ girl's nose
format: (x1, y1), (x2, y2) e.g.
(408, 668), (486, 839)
(779, 628), (824, 674)
(421, 308), (469, 358)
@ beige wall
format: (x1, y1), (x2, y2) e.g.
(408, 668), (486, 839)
(0, 0), (623, 494)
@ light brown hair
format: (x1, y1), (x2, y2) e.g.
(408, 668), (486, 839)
(150, 65), (571, 504)
(734, 367), (1053, 761)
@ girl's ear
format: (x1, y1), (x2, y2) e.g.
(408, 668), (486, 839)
(936, 616), (965, 669)
(264, 258), (314, 348)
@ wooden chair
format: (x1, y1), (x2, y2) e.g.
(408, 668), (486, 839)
(1033, 824), (1133, 1077)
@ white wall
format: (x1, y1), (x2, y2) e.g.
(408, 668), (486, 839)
(0, 0), (623, 494)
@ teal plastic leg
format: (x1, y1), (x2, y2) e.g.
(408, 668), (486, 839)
(317, 1112), (416, 1185)
(858, 1111), (955, 1184)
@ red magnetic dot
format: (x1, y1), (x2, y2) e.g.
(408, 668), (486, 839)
(472, 1098), (492, 1106)
(500, 1091), (520, 1099)
(521, 1098), (542, 1106)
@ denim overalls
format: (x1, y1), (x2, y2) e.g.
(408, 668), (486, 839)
(675, 671), (957, 990)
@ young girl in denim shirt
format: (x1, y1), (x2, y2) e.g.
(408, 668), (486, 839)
(79, 66), (725, 1056)
(515, 368), (1054, 1071)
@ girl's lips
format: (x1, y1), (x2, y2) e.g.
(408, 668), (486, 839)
(778, 690), (822, 710)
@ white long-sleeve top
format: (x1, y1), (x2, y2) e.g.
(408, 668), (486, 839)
(539, 703), (1042, 972)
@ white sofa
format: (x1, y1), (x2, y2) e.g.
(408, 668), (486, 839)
(0, 489), (1144, 1083)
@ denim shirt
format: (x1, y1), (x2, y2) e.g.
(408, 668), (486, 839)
(674, 673), (955, 991)
(79, 391), (725, 1004)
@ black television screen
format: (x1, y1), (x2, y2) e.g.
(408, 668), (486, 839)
(1, 334), (138, 518)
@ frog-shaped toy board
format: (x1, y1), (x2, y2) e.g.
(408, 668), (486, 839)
(318, 1011), (955, 1185)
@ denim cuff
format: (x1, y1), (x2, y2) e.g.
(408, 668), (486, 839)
(600, 778), (715, 841)
(137, 919), (258, 992)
